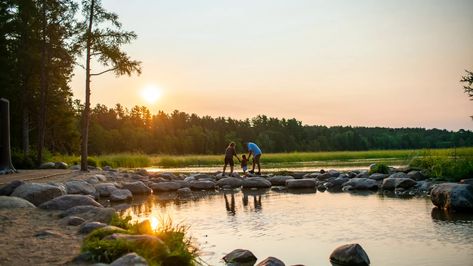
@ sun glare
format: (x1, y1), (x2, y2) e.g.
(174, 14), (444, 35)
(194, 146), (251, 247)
(140, 85), (162, 104)
(150, 216), (159, 231)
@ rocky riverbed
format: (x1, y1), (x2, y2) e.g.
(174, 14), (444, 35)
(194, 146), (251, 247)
(1, 164), (472, 265)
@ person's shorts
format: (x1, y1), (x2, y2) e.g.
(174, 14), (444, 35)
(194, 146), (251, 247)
(224, 156), (234, 166)
(253, 154), (261, 163)
(242, 165), (248, 172)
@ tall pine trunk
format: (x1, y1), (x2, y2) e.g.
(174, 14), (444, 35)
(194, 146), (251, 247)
(37, 0), (47, 165)
(80, 0), (94, 171)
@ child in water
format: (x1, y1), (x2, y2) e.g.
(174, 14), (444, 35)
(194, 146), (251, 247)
(240, 154), (248, 175)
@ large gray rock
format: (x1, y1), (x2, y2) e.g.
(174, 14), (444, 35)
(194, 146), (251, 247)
(40, 162), (56, 169)
(54, 162), (68, 169)
(342, 178), (378, 191)
(110, 252), (148, 266)
(95, 183), (118, 197)
(268, 176), (294, 186)
(329, 243), (370, 266)
(388, 172), (408, 179)
(257, 257), (285, 266)
(121, 181), (152, 195)
(316, 173), (332, 181)
(59, 206), (115, 223)
(0, 180), (25, 196)
(368, 173), (388, 181)
(110, 189), (133, 202)
(324, 177), (350, 192)
(286, 179), (316, 189)
(431, 183), (473, 212)
(223, 249), (257, 264)
(217, 177), (243, 189)
(194, 174), (215, 181)
(407, 170), (427, 181)
(0, 196), (36, 208)
(149, 181), (181, 192)
(65, 180), (96, 195)
(242, 177), (272, 189)
(382, 178), (416, 190)
(39, 195), (103, 210)
(78, 221), (108, 234)
(11, 183), (65, 206)
(189, 180), (216, 190)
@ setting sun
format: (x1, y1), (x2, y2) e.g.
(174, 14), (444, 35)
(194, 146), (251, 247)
(140, 85), (162, 104)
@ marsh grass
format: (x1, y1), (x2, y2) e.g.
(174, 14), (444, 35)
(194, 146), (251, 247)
(408, 148), (473, 181)
(52, 147), (473, 169)
(82, 214), (198, 265)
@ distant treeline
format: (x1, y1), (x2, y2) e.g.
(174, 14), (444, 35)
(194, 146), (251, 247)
(13, 103), (469, 156)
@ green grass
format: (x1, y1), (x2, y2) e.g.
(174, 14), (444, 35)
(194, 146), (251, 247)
(408, 148), (473, 181)
(51, 147), (473, 169)
(82, 214), (198, 265)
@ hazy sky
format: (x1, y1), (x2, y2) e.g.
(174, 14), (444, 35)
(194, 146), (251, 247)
(70, 0), (473, 130)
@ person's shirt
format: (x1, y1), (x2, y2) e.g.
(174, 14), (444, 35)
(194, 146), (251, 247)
(241, 158), (248, 167)
(247, 142), (262, 155)
(225, 146), (236, 158)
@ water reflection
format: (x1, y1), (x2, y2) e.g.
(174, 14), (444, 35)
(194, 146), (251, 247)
(431, 207), (473, 222)
(112, 190), (473, 265)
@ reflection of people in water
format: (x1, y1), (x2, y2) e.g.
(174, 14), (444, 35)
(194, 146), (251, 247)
(224, 192), (236, 215)
(242, 190), (263, 211)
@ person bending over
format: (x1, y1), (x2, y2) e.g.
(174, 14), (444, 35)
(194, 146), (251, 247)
(246, 142), (262, 175)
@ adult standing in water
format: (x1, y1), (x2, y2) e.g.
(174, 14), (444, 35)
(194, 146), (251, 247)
(247, 142), (262, 175)
(223, 142), (240, 176)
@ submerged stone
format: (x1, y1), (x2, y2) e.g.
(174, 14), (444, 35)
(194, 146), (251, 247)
(329, 243), (370, 266)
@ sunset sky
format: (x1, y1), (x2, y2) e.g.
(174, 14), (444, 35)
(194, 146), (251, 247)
(70, 0), (473, 130)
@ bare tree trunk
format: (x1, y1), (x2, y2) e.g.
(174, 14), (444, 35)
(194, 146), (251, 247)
(37, 0), (47, 165)
(80, 0), (95, 171)
(22, 104), (29, 156)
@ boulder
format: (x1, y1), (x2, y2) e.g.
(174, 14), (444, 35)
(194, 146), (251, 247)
(110, 189), (133, 202)
(11, 183), (65, 206)
(342, 178), (378, 191)
(63, 216), (86, 226)
(110, 252), (148, 266)
(329, 243), (370, 266)
(194, 174), (215, 181)
(149, 182), (181, 192)
(78, 221), (108, 234)
(223, 249), (257, 264)
(94, 174), (107, 182)
(60, 206), (115, 223)
(431, 183), (473, 212)
(155, 173), (177, 180)
(316, 173), (332, 181)
(39, 162), (56, 169)
(328, 170), (341, 177)
(368, 173), (388, 181)
(39, 195), (103, 210)
(177, 187), (192, 197)
(324, 177), (350, 192)
(0, 196), (36, 208)
(355, 171), (370, 179)
(257, 256), (285, 266)
(407, 170), (427, 181)
(217, 177), (243, 189)
(0, 180), (25, 196)
(388, 172), (408, 179)
(268, 176), (294, 186)
(382, 178), (416, 190)
(54, 162), (68, 169)
(121, 181), (152, 195)
(65, 180), (96, 195)
(286, 179), (316, 189)
(189, 180), (216, 190)
(95, 183), (118, 197)
(242, 177), (272, 189)
(85, 176), (100, 184)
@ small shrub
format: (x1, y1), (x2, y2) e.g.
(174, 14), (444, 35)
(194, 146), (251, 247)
(109, 213), (132, 230)
(369, 163), (390, 174)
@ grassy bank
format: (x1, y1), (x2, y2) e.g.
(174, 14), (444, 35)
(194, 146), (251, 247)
(50, 147), (473, 169)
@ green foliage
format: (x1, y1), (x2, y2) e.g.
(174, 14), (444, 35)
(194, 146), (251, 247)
(369, 163), (390, 174)
(409, 149), (473, 181)
(81, 216), (198, 265)
(109, 213), (132, 230)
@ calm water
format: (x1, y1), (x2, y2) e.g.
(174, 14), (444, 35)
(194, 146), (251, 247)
(117, 190), (473, 266)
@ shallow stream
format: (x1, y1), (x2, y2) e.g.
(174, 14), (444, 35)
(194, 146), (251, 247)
(115, 190), (473, 266)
